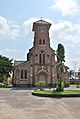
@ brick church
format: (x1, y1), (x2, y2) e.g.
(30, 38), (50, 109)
(12, 19), (69, 87)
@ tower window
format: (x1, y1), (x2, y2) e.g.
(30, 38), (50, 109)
(39, 39), (42, 45)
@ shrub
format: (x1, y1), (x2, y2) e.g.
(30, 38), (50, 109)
(0, 82), (9, 88)
(56, 79), (64, 91)
(76, 85), (80, 88)
(35, 81), (46, 91)
(0, 83), (5, 87)
(34, 87), (38, 92)
(0, 83), (2, 87)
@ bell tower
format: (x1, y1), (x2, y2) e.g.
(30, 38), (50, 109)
(32, 19), (51, 47)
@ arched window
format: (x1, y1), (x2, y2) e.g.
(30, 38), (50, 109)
(21, 70), (23, 79)
(39, 54), (42, 64)
(39, 51), (45, 64)
(39, 39), (41, 45)
(25, 70), (27, 79)
(43, 54), (45, 64)
(43, 39), (45, 44)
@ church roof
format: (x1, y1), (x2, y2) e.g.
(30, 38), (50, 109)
(35, 67), (50, 76)
(14, 60), (25, 66)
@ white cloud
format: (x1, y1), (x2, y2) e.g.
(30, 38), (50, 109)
(66, 57), (80, 71)
(50, 20), (80, 44)
(0, 16), (21, 40)
(49, 19), (80, 70)
(22, 17), (53, 39)
(50, 0), (80, 16)
(22, 18), (38, 36)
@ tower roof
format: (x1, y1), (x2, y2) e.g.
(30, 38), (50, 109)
(32, 19), (51, 31)
(34, 19), (51, 25)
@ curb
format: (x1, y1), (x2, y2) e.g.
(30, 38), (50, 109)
(32, 92), (80, 98)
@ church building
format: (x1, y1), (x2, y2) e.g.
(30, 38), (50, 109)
(12, 19), (69, 87)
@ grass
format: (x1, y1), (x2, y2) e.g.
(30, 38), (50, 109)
(70, 84), (80, 88)
(34, 89), (80, 95)
(70, 84), (80, 86)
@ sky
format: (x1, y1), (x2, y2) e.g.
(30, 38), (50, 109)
(0, 0), (80, 71)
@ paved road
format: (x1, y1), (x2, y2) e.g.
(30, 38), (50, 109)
(0, 88), (80, 119)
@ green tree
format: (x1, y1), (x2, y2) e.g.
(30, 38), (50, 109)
(0, 55), (13, 82)
(57, 43), (65, 63)
(56, 80), (64, 91)
(78, 68), (80, 80)
(56, 43), (65, 91)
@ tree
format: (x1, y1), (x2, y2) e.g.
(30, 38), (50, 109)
(78, 68), (80, 80)
(69, 70), (74, 80)
(0, 55), (13, 82)
(57, 43), (65, 63)
(56, 43), (65, 91)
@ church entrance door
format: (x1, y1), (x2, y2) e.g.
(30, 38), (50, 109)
(38, 73), (47, 84)
(39, 74), (46, 82)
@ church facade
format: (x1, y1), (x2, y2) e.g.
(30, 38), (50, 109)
(12, 19), (69, 87)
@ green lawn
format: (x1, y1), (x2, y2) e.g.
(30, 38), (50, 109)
(70, 84), (80, 88)
(34, 89), (80, 95)
(70, 84), (80, 86)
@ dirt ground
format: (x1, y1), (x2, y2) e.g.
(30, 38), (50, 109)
(0, 87), (80, 119)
